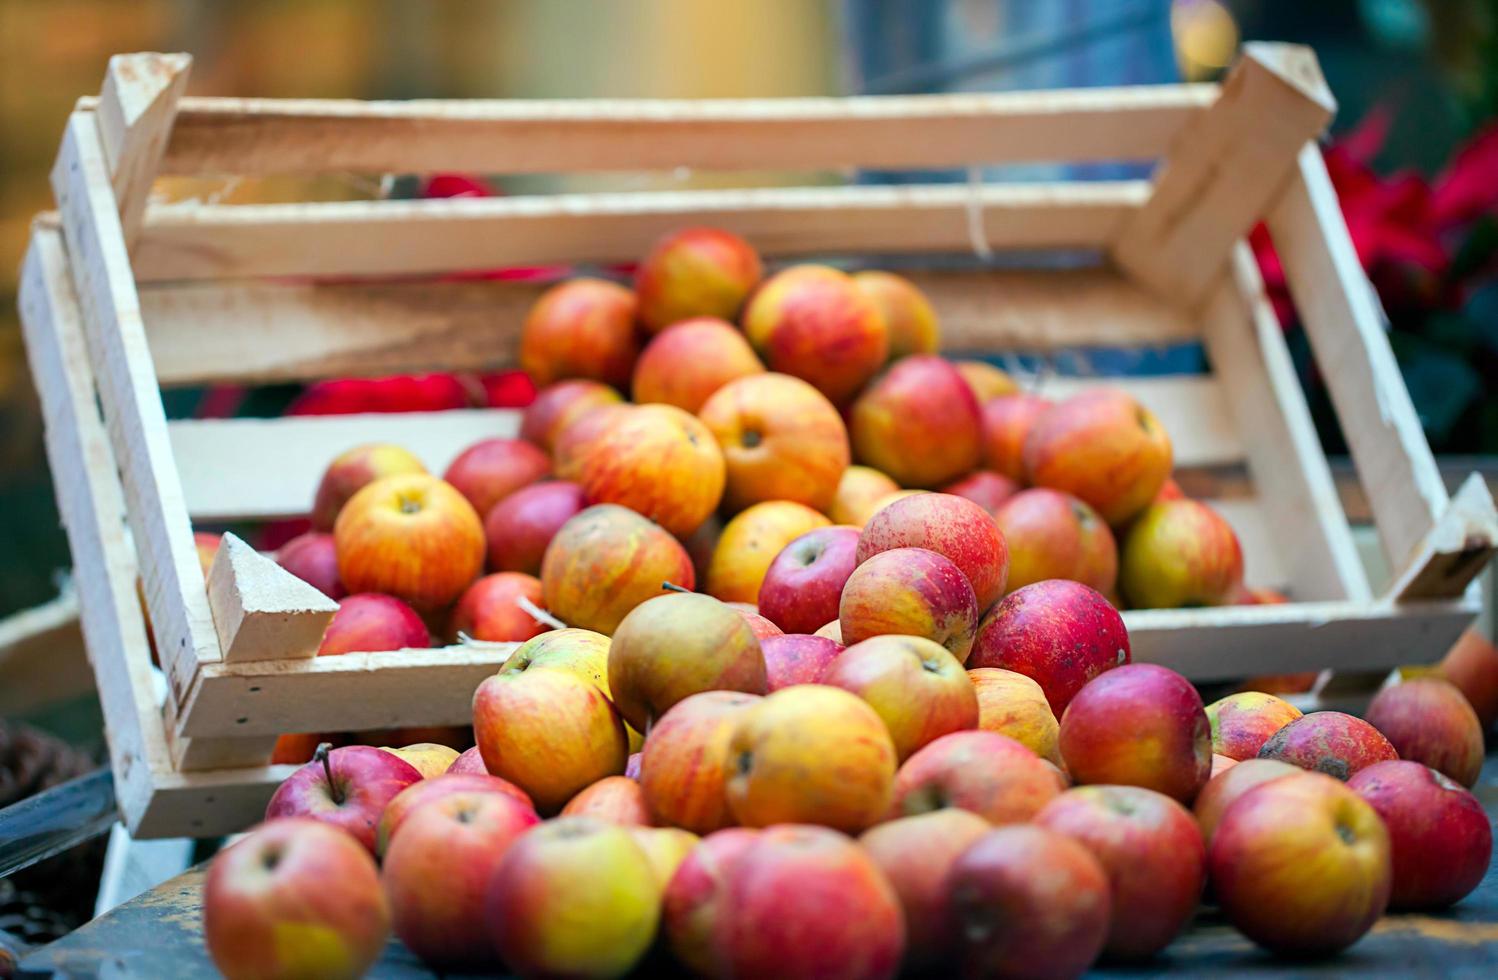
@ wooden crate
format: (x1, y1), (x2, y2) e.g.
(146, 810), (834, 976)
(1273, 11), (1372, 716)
(17, 47), (1498, 838)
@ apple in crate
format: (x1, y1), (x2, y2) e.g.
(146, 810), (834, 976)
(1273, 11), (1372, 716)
(311, 442), (426, 531)
(699, 372), (850, 513)
(760, 634), (844, 691)
(840, 547), (979, 662)
(275, 531), (346, 599)
(888, 730), (1061, 825)
(821, 635), (978, 761)
(448, 572), (549, 644)
(1023, 388), (1172, 526)
(850, 355), (983, 489)
(941, 470), (1020, 513)
(727, 603), (782, 640)
(378, 773), (535, 855)
(520, 379), (622, 454)
(742, 264), (888, 405)
(1257, 711), (1398, 780)
(519, 278), (639, 388)
(484, 480), (587, 576)
(829, 464), (901, 527)
(994, 488), (1117, 594)
(981, 393), (1052, 481)
(205, 818), (389, 980)
(662, 828), (760, 976)
(705, 500), (830, 603)
(633, 316), (764, 413)
(634, 226), (762, 332)
(1204, 691), (1302, 761)
(551, 401), (632, 481)
(1364, 677), (1484, 786)
(1437, 627), (1498, 732)
(265, 745), (423, 854)
(757, 525), (859, 635)
(382, 742), (459, 779)
(1120, 499), (1244, 608)
(968, 667), (1061, 765)
(317, 593), (429, 656)
(639, 690), (763, 831)
(857, 491), (1010, 611)
(541, 504), (695, 634)
(441, 437), (549, 520)
(560, 775), (652, 825)
(574, 403), (726, 537)
(501, 626), (612, 692)
(853, 269), (939, 358)
(954, 359), (1019, 401)
(629, 826), (701, 890)
(447, 746), (486, 775)
(1192, 757), (1299, 842)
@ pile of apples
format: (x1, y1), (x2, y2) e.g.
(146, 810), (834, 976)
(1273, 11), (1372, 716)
(199, 228), (1493, 980)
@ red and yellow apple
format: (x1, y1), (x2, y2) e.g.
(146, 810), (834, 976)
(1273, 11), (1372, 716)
(311, 443), (426, 532)
(520, 379), (623, 454)
(540, 504), (696, 634)
(559, 775), (652, 825)
(968, 667), (1061, 765)
(829, 465), (902, 527)
(941, 470), (1020, 513)
(640, 690), (762, 834)
(377, 772), (535, 855)
(705, 500), (830, 603)
(264, 745), (424, 854)
(760, 633), (844, 690)
(887, 730), (1061, 825)
(850, 355), (983, 488)
(573, 403), (725, 538)
(839, 547), (979, 662)
(519, 278), (640, 388)
(1023, 388), (1172, 526)
(1364, 677), (1484, 786)
(448, 572), (549, 643)
(662, 828), (761, 976)
(954, 360), (1020, 402)
(634, 227), (762, 332)
(857, 491), (1010, 612)
(1437, 628), (1498, 732)
(993, 488), (1117, 594)
(742, 264), (888, 405)
(853, 269), (939, 358)
(1204, 691), (1303, 762)
(632, 316), (764, 412)
(382, 743), (460, 779)
(980, 393), (1052, 482)
(1192, 757), (1300, 843)
(1120, 499), (1244, 608)
(822, 635), (978, 761)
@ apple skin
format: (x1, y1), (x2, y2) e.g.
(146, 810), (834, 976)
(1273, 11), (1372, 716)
(969, 580), (1130, 717)
(1211, 754), (1239, 777)
(1023, 389), (1173, 526)
(520, 379), (623, 454)
(1257, 711), (1399, 781)
(758, 525), (860, 635)
(993, 488), (1117, 595)
(1193, 757), (1300, 843)
(1209, 772), (1391, 956)
(742, 264), (888, 405)
(483, 480), (587, 576)
(699, 372), (850, 513)
(574, 403), (725, 538)
(540, 504), (695, 634)
(850, 355), (984, 489)
(276, 531), (346, 599)
(1035, 785), (1206, 960)
(839, 547), (980, 663)
(447, 572), (549, 643)
(382, 791), (540, 970)
(954, 360), (1019, 402)
(968, 667), (1061, 765)
(607, 592), (767, 732)
(1437, 627), (1498, 732)
(727, 603), (783, 640)
(857, 491), (1010, 612)
(311, 442), (426, 531)
(858, 809), (991, 969)
(204, 817), (390, 980)
(761, 634), (844, 691)
(705, 500), (830, 603)
(447, 746), (487, 775)
(442, 437), (550, 520)
(640, 690), (762, 833)
(1120, 499), (1245, 608)
(815, 619), (843, 642)
(822, 635), (978, 761)
(853, 269), (939, 359)
(725, 685), (897, 833)
(560, 775), (653, 825)
(551, 401), (633, 482)
(382, 743), (460, 779)
(829, 465), (902, 527)
(633, 316), (764, 413)
(377, 772), (536, 855)
(317, 593), (429, 656)
(1364, 678), (1484, 787)
(501, 628), (648, 753)
(634, 227), (762, 332)
(980, 393), (1052, 482)
(1348, 759), (1493, 909)
(662, 828), (761, 975)
(334, 473), (485, 612)
(1059, 663), (1212, 804)
(264, 745), (423, 854)
(888, 730), (1061, 824)
(519, 277), (640, 388)
(941, 470), (1021, 513)
(472, 666), (628, 814)
(1204, 691), (1303, 761)
(947, 824), (1112, 980)
(628, 826), (700, 890)
(485, 817), (661, 979)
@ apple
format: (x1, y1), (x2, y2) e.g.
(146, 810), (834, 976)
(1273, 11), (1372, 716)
(850, 355), (983, 489)
(540, 504), (695, 634)
(639, 690), (761, 833)
(705, 500), (830, 603)
(980, 393), (1052, 482)
(1059, 663), (1212, 803)
(757, 525), (860, 634)
(264, 745), (423, 853)
(486, 817), (661, 978)
(724, 685), (897, 833)
(1192, 757), (1300, 843)
(941, 470), (1021, 513)
(1211, 754), (1239, 777)
(761, 634), (844, 691)
(857, 491), (1010, 612)
(1437, 627), (1498, 732)
(382, 742), (460, 779)
(829, 465), (902, 527)
(442, 437), (550, 519)
(1120, 499), (1244, 608)
(633, 316), (764, 413)
(334, 473), (484, 612)
(1035, 785), (1206, 960)
(968, 667), (1061, 765)
(551, 401), (633, 481)
(311, 442), (426, 531)
(559, 775), (652, 825)
(993, 488), (1117, 594)
(317, 593), (429, 656)
(276, 531), (346, 599)
(1257, 711), (1398, 780)
(954, 359), (1019, 402)
(839, 547), (979, 662)
(742, 264), (887, 404)
(858, 809), (990, 969)
(483, 480), (587, 576)
(500, 626), (610, 693)
(822, 635), (978, 760)
(448, 572), (549, 643)
(815, 619), (843, 642)
(378, 772), (535, 854)
(1348, 760), (1493, 909)
(1204, 691), (1303, 761)
(382, 791), (540, 969)
(634, 227), (762, 332)
(627, 826), (700, 890)
(1364, 677), (1484, 786)
(725, 602), (782, 640)
(1023, 389), (1172, 526)
(699, 372), (850, 513)
(661, 828), (761, 976)
(968, 579), (1129, 716)
(520, 379), (624, 454)
(1209, 772), (1391, 956)
(947, 825), (1112, 980)
(204, 818), (389, 980)
(853, 269), (938, 358)
(888, 730), (1060, 825)
(519, 277), (640, 388)
(270, 733), (326, 766)
(573, 403), (725, 538)
(472, 666), (629, 813)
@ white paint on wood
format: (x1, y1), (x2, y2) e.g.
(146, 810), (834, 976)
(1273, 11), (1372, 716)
(205, 533), (338, 662)
(95, 53), (190, 246)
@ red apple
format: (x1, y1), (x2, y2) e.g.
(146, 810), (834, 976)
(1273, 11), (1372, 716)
(1204, 691), (1303, 761)
(1364, 677), (1484, 786)
(888, 730), (1061, 824)
(726, 602), (783, 641)
(520, 379), (623, 454)
(560, 775), (652, 825)
(483, 480), (587, 576)
(993, 488), (1117, 594)
(1192, 757), (1300, 843)
(1257, 711), (1398, 780)
(662, 828), (761, 976)
(850, 355), (983, 488)
(540, 504), (696, 634)
(980, 393), (1052, 482)
(839, 547), (979, 662)
(760, 633), (844, 691)
(1437, 628), (1498, 732)
(377, 772), (535, 855)
(857, 491), (1010, 612)
(941, 470), (1020, 513)
(275, 531), (346, 600)
(317, 593), (429, 656)
(634, 227), (762, 332)
(633, 316), (764, 412)
(822, 635), (978, 761)
(742, 264), (889, 404)
(311, 442), (426, 531)
(706, 500), (832, 603)
(853, 269), (939, 358)
(205, 818), (389, 980)
(447, 746), (486, 775)
(1120, 499), (1244, 608)
(264, 745), (423, 854)
(757, 525), (860, 635)
(640, 690), (762, 834)
(442, 437), (550, 520)
(519, 278), (640, 388)
(574, 403), (725, 538)
(447, 572), (549, 643)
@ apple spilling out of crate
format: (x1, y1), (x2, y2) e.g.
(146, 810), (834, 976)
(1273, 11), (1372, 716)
(197, 225), (1497, 980)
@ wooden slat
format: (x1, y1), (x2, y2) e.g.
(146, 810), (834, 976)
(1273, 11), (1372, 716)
(205, 533), (338, 662)
(132, 181), (1148, 282)
(79, 85), (1220, 177)
(0, 592), (91, 716)
(1385, 474), (1497, 602)
(1210, 498), (1287, 593)
(95, 53), (190, 247)
(170, 408), (521, 522)
(138, 765), (295, 839)
(1033, 374), (1243, 468)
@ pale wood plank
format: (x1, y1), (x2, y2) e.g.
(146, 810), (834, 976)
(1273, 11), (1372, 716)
(205, 533), (338, 662)
(95, 53), (190, 246)
(1385, 474), (1498, 602)
(132, 181), (1148, 282)
(0, 591), (90, 716)
(137, 765), (296, 839)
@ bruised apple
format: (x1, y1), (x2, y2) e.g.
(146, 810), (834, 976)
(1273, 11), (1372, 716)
(1257, 711), (1398, 781)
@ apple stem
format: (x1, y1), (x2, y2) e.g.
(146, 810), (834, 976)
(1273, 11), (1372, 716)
(516, 595), (568, 630)
(314, 742), (341, 805)
(661, 581), (692, 594)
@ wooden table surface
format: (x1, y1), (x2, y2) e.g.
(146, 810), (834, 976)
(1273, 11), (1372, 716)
(18, 756), (1498, 978)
